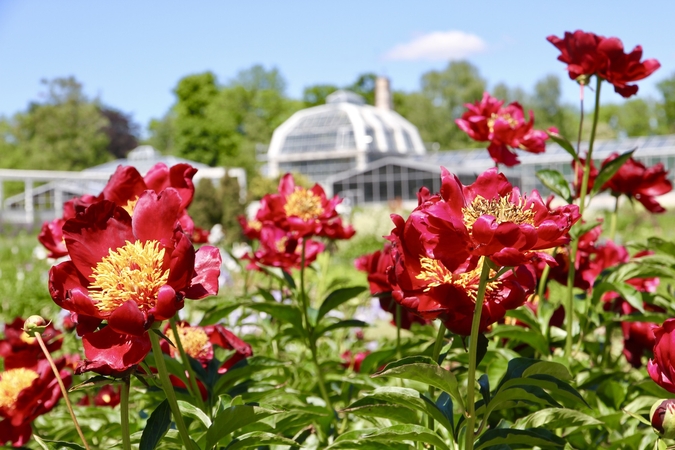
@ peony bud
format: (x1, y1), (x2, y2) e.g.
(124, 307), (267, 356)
(651, 399), (675, 439)
(23, 315), (48, 337)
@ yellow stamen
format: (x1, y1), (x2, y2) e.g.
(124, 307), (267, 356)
(89, 240), (170, 313)
(462, 195), (535, 230)
(248, 220), (262, 231)
(275, 237), (288, 253)
(101, 394), (112, 404)
(166, 325), (209, 359)
(415, 257), (500, 300)
(0, 368), (38, 408)
(122, 197), (139, 216)
(284, 188), (324, 221)
(487, 112), (518, 133)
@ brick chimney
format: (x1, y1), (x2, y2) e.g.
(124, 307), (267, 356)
(375, 76), (393, 110)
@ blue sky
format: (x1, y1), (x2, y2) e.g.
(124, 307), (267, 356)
(1, 0), (673, 135)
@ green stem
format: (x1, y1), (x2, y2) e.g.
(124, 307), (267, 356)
(465, 258), (492, 450)
(609, 195), (620, 241)
(149, 329), (198, 450)
(578, 76), (603, 216)
(121, 377), (131, 450)
(396, 303), (402, 360)
(564, 241), (579, 359)
(428, 323), (447, 450)
(35, 333), (91, 450)
(169, 318), (206, 412)
(299, 240), (334, 412)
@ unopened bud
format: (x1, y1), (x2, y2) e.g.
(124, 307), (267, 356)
(23, 315), (48, 337)
(651, 398), (675, 439)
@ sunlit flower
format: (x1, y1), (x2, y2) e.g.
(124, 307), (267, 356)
(256, 173), (354, 239)
(39, 163), (198, 258)
(547, 30), (660, 97)
(0, 358), (71, 447)
(603, 154), (672, 213)
(0, 317), (63, 370)
(455, 92), (552, 166)
(648, 319), (675, 393)
(245, 224), (324, 271)
(48, 190), (221, 375)
(78, 384), (121, 408)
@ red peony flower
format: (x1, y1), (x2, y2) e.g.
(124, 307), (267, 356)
(245, 224), (324, 271)
(256, 173), (354, 239)
(355, 245), (427, 329)
(423, 167), (580, 267)
(0, 358), (71, 447)
(341, 350), (370, 373)
(648, 319), (675, 393)
(48, 190), (221, 375)
(547, 30), (660, 97)
(0, 317), (63, 370)
(455, 92), (552, 167)
(602, 154), (672, 213)
(78, 384), (121, 408)
(39, 163), (198, 259)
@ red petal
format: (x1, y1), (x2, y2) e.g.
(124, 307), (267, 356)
(108, 300), (147, 336)
(186, 246), (222, 299)
(132, 189), (182, 247)
(80, 327), (151, 376)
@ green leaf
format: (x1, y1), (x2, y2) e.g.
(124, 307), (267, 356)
(68, 375), (115, 392)
(516, 408), (601, 430)
(200, 303), (241, 326)
(360, 424), (451, 450)
(204, 405), (279, 449)
(316, 319), (368, 337)
(245, 302), (304, 334)
(591, 148), (636, 196)
(177, 400), (212, 428)
(489, 325), (550, 356)
(475, 427), (566, 449)
(623, 408), (652, 427)
(373, 356), (464, 411)
(259, 266), (296, 289)
(225, 431), (297, 449)
(536, 169), (572, 203)
(344, 396), (420, 425)
(592, 281), (644, 313)
(330, 429), (413, 449)
(547, 131), (578, 162)
(33, 436), (86, 450)
(140, 399), (172, 450)
(497, 358), (570, 391)
(348, 386), (454, 432)
(317, 286), (367, 323)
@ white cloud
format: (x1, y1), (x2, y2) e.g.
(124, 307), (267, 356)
(383, 30), (487, 61)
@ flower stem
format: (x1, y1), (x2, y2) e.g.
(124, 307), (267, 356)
(121, 377), (131, 450)
(396, 303), (402, 360)
(578, 76), (603, 216)
(427, 322), (446, 450)
(168, 318), (206, 412)
(34, 333), (91, 450)
(148, 329), (198, 450)
(465, 258), (492, 450)
(609, 195), (620, 241)
(299, 240), (334, 413)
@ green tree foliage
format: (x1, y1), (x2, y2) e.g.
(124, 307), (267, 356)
(188, 174), (247, 244)
(1, 77), (112, 170)
(657, 72), (675, 133)
(302, 84), (340, 107)
(597, 98), (662, 138)
(189, 178), (223, 230)
(220, 172), (246, 244)
(164, 66), (302, 173)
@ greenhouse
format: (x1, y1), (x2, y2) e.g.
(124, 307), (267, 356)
(265, 82), (426, 184)
(326, 134), (675, 206)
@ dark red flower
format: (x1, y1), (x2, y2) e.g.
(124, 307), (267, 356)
(238, 216), (263, 240)
(191, 227), (211, 244)
(0, 358), (71, 447)
(78, 384), (121, 408)
(39, 163), (198, 258)
(421, 167), (581, 267)
(245, 225), (324, 271)
(602, 154), (672, 213)
(455, 92), (552, 166)
(548, 30), (660, 97)
(547, 30), (607, 83)
(597, 37), (661, 97)
(0, 318), (63, 370)
(256, 173), (354, 239)
(355, 245), (427, 329)
(341, 350), (370, 373)
(648, 319), (675, 393)
(620, 301), (662, 368)
(48, 190), (221, 375)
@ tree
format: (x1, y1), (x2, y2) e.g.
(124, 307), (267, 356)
(100, 107), (140, 158)
(7, 77), (111, 171)
(348, 73), (377, 105)
(657, 72), (675, 133)
(302, 84), (339, 107)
